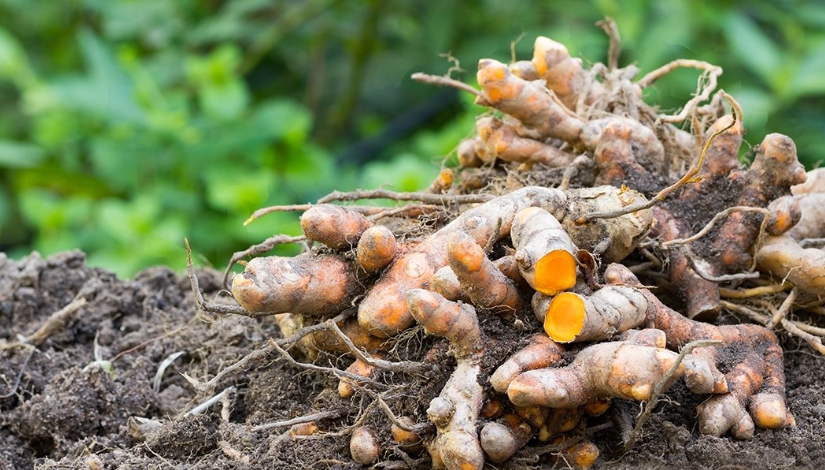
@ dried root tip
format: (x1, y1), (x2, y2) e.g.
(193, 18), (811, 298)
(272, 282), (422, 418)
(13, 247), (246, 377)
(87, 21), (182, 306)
(480, 419), (531, 463)
(756, 235), (825, 295)
(511, 207), (578, 295)
(350, 426), (380, 465)
(508, 342), (682, 408)
(430, 266), (470, 302)
(406, 289), (481, 357)
(537, 286), (648, 343)
(338, 358), (377, 398)
(447, 231), (523, 313)
(231, 254), (360, 315)
(356, 225), (397, 273)
(490, 333), (564, 393)
(765, 196), (801, 236)
(300, 204), (373, 250)
(557, 438), (600, 470)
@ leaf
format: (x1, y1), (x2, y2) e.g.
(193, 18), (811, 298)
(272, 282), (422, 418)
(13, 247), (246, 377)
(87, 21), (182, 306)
(202, 165), (276, 213)
(723, 11), (783, 89)
(0, 26), (31, 84)
(360, 153), (439, 193)
(76, 29), (144, 122)
(789, 41), (825, 99)
(253, 99), (312, 144)
(0, 140), (45, 167)
(199, 78), (249, 121)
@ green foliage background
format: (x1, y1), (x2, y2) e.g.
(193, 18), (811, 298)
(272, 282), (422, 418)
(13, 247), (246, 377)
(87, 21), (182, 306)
(1, 0), (823, 277)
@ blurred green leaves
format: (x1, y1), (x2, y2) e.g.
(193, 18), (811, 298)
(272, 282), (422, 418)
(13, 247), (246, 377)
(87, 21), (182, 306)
(0, 0), (823, 277)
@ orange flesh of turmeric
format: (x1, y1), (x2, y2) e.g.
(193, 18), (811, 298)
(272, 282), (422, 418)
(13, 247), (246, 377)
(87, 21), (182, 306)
(544, 292), (585, 343)
(534, 250), (577, 295)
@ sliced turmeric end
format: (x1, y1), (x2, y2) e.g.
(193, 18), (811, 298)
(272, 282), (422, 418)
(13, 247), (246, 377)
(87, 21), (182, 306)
(533, 250), (577, 295)
(531, 36), (552, 76)
(544, 292), (585, 343)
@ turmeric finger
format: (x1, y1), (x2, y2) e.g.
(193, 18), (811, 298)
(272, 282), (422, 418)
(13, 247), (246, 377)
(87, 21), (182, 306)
(712, 133), (806, 273)
(481, 116), (575, 167)
(748, 340), (793, 430)
(696, 351), (765, 439)
(507, 341), (683, 408)
(531, 36), (593, 109)
(556, 437), (600, 470)
(536, 286), (648, 343)
(406, 289), (481, 357)
(447, 231), (523, 313)
(300, 204), (373, 250)
(407, 289), (484, 470)
(511, 206), (577, 295)
(756, 235), (825, 295)
(490, 333), (564, 393)
(476, 58), (585, 143)
(429, 266), (470, 303)
(540, 407), (584, 440)
(231, 253), (361, 315)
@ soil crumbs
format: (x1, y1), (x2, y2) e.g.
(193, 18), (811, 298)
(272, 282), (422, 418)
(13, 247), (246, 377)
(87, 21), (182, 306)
(1, 251), (824, 470)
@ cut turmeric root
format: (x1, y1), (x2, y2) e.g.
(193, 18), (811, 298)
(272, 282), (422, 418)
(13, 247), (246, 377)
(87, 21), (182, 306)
(511, 207), (578, 295)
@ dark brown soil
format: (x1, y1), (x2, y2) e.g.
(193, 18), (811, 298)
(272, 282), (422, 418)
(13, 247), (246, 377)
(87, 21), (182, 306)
(1, 250), (824, 470)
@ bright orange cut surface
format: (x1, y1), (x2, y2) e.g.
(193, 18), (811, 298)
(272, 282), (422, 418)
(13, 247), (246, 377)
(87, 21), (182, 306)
(544, 292), (585, 343)
(534, 250), (577, 295)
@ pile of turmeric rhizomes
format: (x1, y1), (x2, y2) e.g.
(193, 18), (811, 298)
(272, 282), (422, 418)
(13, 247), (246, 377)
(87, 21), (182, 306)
(189, 22), (824, 470)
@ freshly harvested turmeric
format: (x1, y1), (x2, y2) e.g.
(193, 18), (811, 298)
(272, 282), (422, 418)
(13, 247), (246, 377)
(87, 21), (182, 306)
(193, 23), (817, 470)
